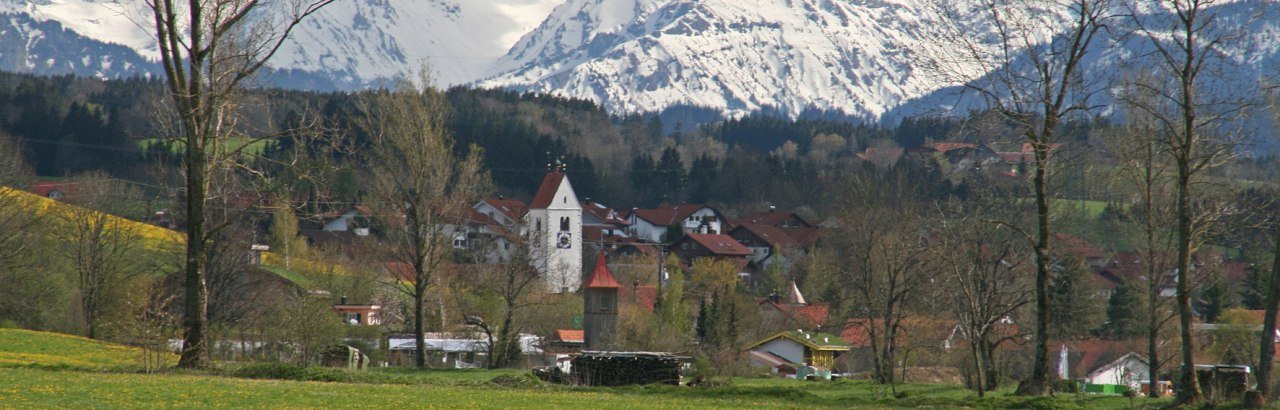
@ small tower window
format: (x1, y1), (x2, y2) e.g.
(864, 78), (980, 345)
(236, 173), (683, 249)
(560, 217), (570, 231)
(536, 218), (541, 232)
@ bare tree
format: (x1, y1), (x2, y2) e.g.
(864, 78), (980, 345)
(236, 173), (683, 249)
(937, 196), (1033, 397)
(353, 73), (490, 368)
(145, 0), (335, 368)
(923, 0), (1112, 395)
(463, 245), (544, 369)
(56, 174), (149, 339)
(819, 169), (933, 390)
(1102, 73), (1179, 398)
(1122, 0), (1261, 402)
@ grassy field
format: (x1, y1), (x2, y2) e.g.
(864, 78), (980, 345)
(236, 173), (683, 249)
(0, 329), (1179, 409)
(0, 329), (153, 371)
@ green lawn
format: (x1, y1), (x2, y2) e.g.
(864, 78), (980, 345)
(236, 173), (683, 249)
(0, 329), (1177, 408)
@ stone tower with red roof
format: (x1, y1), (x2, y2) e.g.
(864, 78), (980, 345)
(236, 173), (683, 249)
(583, 251), (620, 350)
(526, 169), (583, 293)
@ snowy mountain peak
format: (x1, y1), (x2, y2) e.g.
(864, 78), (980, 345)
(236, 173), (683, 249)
(479, 0), (985, 119)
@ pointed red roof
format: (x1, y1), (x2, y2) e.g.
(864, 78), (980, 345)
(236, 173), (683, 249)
(584, 252), (621, 289)
(529, 172), (567, 209)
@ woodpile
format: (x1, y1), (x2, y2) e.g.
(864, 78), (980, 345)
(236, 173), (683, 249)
(568, 351), (688, 386)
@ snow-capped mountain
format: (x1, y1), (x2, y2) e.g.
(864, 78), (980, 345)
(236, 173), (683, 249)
(479, 0), (997, 120)
(3, 0), (1278, 123)
(0, 0), (560, 87)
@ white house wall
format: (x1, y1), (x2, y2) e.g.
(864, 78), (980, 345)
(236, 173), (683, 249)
(758, 338), (805, 365)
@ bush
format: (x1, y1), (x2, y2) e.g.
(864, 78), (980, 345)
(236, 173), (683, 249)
(1053, 379), (1080, 393)
(0, 319), (19, 329)
(232, 362), (307, 380)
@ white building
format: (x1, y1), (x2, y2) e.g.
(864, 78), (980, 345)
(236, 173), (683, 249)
(626, 204), (725, 243)
(526, 171), (583, 293)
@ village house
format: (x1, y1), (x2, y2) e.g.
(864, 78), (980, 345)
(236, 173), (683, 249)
(1052, 339), (1153, 393)
(626, 204), (727, 243)
(321, 204), (373, 236)
(474, 196), (529, 228)
(669, 232), (756, 283)
(746, 329), (851, 379)
(333, 297), (382, 325)
(728, 223), (802, 272)
(757, 281), (829, 333)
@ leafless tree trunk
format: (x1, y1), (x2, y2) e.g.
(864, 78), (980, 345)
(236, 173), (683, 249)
(1255, 85), (1280, 400)
(923, 0), (1111, 394)
(1122, 1), (1260, 402)
(353, 72), (490, 368)
(1105, 72), (1180, 398)
(145, 0), (335, 369)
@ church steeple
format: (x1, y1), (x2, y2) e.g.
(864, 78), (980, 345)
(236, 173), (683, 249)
(786, 280), (807, 306)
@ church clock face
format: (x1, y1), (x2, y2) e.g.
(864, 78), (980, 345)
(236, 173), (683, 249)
(557, 232), (572, 249)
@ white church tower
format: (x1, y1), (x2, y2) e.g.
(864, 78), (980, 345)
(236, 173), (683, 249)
(526, 167), (582, 293)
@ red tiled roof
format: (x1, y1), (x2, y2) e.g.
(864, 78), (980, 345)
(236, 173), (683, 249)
(483, 198), (528, 221)
(554, 329), (584, 344)
(839, 318), (956, 348)
(783, 227), (821, 247)
(614, 239), (660, 258)
(529, 172), (567, 209)
(734, 223), (800, 249)
(630, 204), (713, 226)
(30, 181), (77, 198)
(684, 233), (753, 256)
(741, 210), (813, 228)
(932, 142), (977, 153)
(1054, 233), (1104, 260)
(582, 201), (629, 226)
(761, 300), (829, 328)
(1053, 339), (1146, 378)
(584, 252), (621, 289)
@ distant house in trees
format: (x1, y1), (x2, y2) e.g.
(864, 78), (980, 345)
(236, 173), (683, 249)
(474, 197), (529, 228)
(30, 181), (77, 201)
(321, 205), (373, 236)
(670, 233), (756, 284)
(1052, 340), (1150, 391)
(758, 281), (829, 333)
(333, 298), (382, 325)
(729, 223), (802, 270)
(626, 204), (726, 243)
(746, 330), (851, 377)
(739, 207), (814, 229)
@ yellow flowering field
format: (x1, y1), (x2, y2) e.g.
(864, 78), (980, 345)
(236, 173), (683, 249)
(0, 187), (183, 249)
(0, 329), (163, 371)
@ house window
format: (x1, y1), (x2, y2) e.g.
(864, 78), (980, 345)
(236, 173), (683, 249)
(560, 217), (570, 231)
(343, 313), (361, 324)
(453, 238), (468, 248)
(536, 218), (541, 231)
